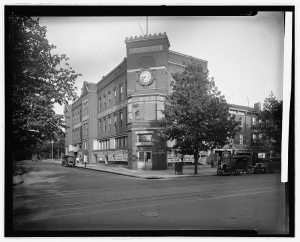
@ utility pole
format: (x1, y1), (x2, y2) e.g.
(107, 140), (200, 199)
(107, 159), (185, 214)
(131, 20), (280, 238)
(146, 16), (148, 35)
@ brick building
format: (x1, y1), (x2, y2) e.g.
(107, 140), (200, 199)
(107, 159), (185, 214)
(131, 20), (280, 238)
(65, 32), (207, 170)
(65, 33), (264, 169)
(213, 102), (264, 162)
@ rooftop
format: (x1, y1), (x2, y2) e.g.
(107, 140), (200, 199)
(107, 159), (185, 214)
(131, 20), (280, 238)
(125, 32), (170, 47)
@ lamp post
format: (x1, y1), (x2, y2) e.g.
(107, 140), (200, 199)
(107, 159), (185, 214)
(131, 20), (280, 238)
(51, 140), (53, 161)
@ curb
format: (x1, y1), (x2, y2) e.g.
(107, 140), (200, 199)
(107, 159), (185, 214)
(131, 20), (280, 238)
(73, 165), (216, 179)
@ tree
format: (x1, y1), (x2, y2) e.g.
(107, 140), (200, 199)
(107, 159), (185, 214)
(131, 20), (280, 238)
(157, 62), (240, 174)
(9, 16), (81, 165)
(32, 128), (66, 159)
(258, 92), (282, 156)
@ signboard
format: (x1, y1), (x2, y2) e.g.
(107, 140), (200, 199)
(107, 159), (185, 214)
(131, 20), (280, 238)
(129, 45), (163, 54)
(183, 155), (195, 163)
(167, 151), (181, 163)
(138, 134), (152, 142)
(114, 155), (122, 161)
(122, 154), (128, 161)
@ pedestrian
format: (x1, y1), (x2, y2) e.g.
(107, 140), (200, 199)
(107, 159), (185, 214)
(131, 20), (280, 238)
(76, 157), (79, 166)
(84, 156), (87, 168)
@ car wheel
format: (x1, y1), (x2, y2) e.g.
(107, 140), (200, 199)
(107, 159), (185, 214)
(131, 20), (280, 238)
(229, 169), (235, 176)
(246, 168), (252, 175)
(217, 168), (223, 176)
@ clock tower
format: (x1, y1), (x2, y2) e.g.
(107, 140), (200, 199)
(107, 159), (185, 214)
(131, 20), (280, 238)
(125, 33), (172, 170)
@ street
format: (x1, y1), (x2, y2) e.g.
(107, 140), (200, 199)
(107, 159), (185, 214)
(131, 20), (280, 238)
(12, 160), (287, 235)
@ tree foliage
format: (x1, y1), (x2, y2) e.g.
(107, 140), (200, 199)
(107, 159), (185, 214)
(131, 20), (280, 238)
(9, 16), (81, 155)
(157, 62), (240, 174)
(258, 92), (282, 154)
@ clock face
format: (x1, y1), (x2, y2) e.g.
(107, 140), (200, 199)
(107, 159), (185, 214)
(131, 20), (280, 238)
(138, 69), (153, 86)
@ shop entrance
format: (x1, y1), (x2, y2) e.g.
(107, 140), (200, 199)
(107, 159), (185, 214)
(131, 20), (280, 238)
(138, 151), (152, 170)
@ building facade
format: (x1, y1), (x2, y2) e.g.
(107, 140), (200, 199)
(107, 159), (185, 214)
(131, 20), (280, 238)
(64, 33), (266, 169)
(214, 102), (264, 162)
(65, 32), (207, 170)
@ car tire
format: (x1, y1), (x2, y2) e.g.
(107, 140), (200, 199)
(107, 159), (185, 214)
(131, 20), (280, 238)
(246, 168), (252, 175)
(229, 169), (235, 176)
(265, 167), (269, 174)
(217, 168), (223, 176)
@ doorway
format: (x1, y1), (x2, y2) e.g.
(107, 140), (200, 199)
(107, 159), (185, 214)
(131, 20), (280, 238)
(138, 151), (152, 170)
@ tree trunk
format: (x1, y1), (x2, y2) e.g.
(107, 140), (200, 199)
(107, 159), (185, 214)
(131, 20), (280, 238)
(12, 150), (15, 175)
(194, 151), (198, 175)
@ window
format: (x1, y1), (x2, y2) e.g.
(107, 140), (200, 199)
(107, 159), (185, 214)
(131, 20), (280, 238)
(98, 98), (101, 112)
(108, 117), (111, 132)
(103, 95), (106, 110)
(83, 101), (88, 115)
(98, 120), (101, 134)
(108, 92), (112, 107)
(251, 117), (256, 126)
(119, 85), (123, 101)
(115, 136), (127, 149)
(114, 114), (116, 130)
(120, 112), (123, 127)
(252, 133), (257, 142)
(114, 88), (117, 103)
(239, 134), (243, 144)
(103, 118), (106, 133)
(238, 116), (243, 126)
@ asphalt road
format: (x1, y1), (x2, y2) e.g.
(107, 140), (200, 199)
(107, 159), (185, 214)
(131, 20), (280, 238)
(12, 160), (287, 236)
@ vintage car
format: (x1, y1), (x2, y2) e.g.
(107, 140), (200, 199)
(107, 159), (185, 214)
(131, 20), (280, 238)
(217, 155), (252, 176)
(253, 157), (281, 174)
(62, 155), (75, 167)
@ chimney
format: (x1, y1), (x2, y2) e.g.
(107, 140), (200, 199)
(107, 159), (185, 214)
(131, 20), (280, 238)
(254, 102), (261, 111)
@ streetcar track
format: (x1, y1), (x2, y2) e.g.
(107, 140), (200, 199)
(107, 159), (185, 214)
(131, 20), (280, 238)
(14, 188), (284, 223)
(13, 184), (281, 216)
(13, 177), (282, 199)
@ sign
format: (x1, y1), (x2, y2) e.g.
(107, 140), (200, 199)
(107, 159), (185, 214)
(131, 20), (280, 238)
(183, 155), (195, 163)
(167, 151), (181, 163)
(129, 45), (163, 54)
(138, 134), (152, 142)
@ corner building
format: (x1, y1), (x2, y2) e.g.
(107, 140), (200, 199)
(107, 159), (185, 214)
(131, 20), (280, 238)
(65, 33), (207, 170)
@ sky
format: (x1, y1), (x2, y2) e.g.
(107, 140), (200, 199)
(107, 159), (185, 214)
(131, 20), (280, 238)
(37, 12), (285, 114)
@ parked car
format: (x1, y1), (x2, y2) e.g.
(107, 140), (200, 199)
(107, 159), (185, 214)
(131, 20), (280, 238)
(217, 155), (252, 176)
(253, 157), (281, 174)
(62, 155), (75, 167)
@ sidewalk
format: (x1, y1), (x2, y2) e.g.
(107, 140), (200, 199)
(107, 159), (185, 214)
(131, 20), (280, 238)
(43, 159), (217, 179)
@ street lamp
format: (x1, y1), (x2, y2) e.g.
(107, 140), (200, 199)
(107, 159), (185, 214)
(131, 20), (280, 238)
(52, 140), (53, 161)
